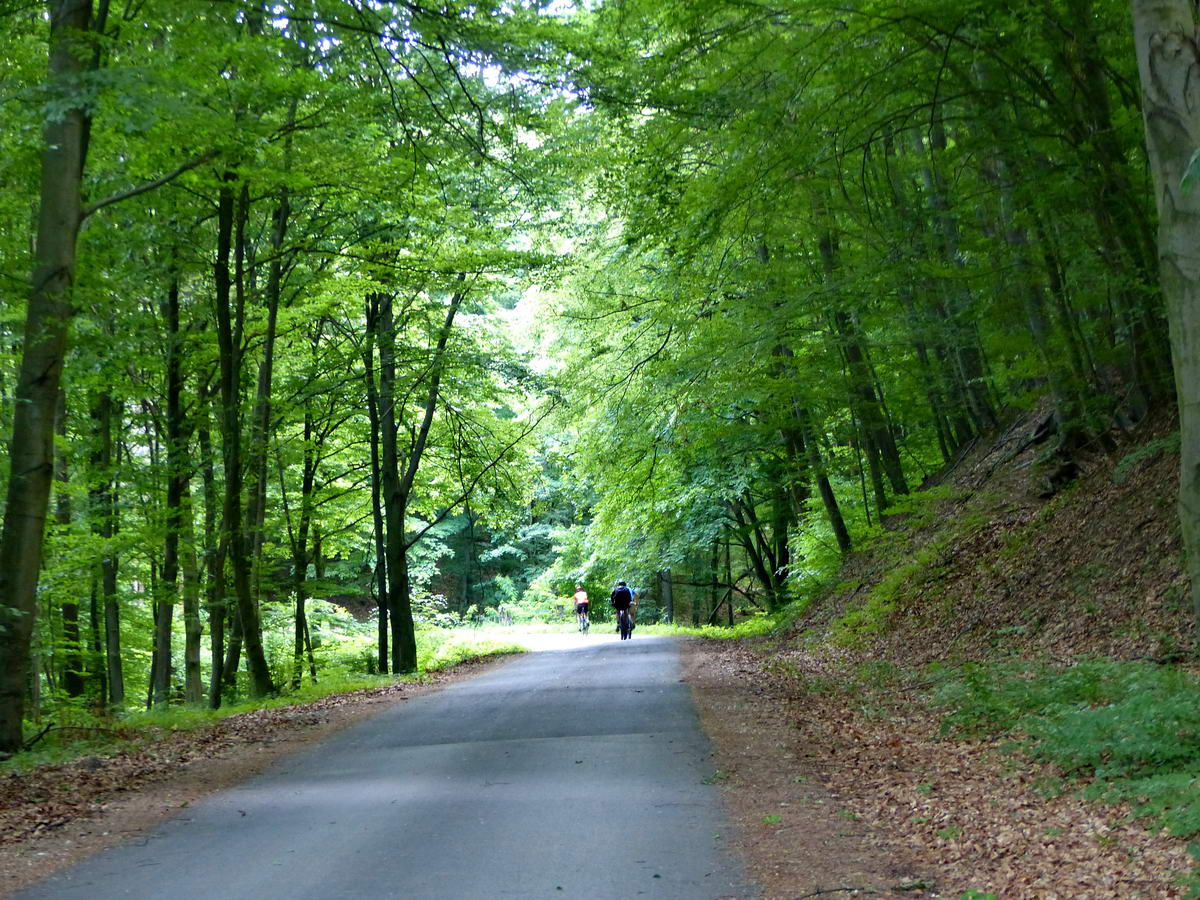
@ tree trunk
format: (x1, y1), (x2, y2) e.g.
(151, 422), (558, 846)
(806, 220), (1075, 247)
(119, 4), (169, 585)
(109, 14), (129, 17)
(146, 559), (161, 709)
(154, 275), (187, 707)
(724, 538), (734, 626)
(363, 295), (389, 673)
(55, 389), (84, 697)
(710, 539), (720, 626)
(164, 268), (203, 706)
(0, 0), (94, 752)
(912, 121), (998, 432)
(289, 404), (316, 690)
(729, 498), (785, 610)
(814, 204), (908, 501)
(1131, 0), (1200, 634)
(834, 307), (909, 500)
(221, 605), (243, 695)
(246, 158), (292, 608)
(381, 287), (466, 674)
(88, 573), (106, 704)
(974, 61), (1086, 449)
(214, 176), (274, 698)
(1060, 0), (1169, 401)
(660, 569), (674, 624)
(796, 406), (852, 554)
(92, 391), (123, 708)
(199, 420), (226, 708)
(180, 483), (203, 705)
(377, 293), (407, 672)
(153, 535), (176, 706)
(308, 525), (323, 680)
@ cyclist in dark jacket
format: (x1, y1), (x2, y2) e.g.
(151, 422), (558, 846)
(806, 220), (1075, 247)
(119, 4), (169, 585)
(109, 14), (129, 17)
(611, 580), (634, 635)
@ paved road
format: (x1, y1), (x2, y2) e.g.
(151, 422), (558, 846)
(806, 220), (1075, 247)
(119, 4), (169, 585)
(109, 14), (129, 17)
(17, 636), (756, 899)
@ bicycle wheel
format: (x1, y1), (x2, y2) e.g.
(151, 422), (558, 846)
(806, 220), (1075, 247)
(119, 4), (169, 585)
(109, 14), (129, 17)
(619, 610), (631, 640)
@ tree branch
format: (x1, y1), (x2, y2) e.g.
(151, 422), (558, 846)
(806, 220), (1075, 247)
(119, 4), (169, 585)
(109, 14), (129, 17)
(81, 151), (218, 222)
(404, 400), (558, 550)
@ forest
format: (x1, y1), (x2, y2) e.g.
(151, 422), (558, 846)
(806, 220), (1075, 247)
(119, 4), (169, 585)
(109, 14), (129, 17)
(2, 0), (1200, 763)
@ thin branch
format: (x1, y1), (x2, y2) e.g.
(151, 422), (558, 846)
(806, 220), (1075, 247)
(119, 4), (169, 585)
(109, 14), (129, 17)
(81, 151), (218, 221)
(404, 401), (558, 550)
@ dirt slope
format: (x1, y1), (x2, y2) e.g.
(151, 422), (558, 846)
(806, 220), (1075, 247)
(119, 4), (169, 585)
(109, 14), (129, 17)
(687, 407), (1194, 898)
(808, 407), (1188, 665)
(689, 632), (1193, 898)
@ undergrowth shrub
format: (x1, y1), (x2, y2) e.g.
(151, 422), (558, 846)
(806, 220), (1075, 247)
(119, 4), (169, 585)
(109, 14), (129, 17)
(871, 485), (959, 531)
(415, 627), (525, 670)
(932, 659), (1200, 841)
(1112, 432), (1180, 485)
(832, 538), (949, 644)
(636, 614), (778, 640)
(696, 615), (778, 640)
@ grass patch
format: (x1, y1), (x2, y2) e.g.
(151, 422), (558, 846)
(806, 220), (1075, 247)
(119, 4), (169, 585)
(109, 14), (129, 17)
(1112, 431), (1179, 484)
(417, 625), (527, 670)
(831, 538), (950, 645)
(628, 614), (781, 641)
(4, 628), (526, 774)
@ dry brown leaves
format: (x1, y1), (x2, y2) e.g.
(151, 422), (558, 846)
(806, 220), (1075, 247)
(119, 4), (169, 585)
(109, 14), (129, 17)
(691, 637), (1192, 899)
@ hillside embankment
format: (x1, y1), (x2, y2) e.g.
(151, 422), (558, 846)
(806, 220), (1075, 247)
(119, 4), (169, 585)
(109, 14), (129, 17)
(689, 405), (1194, 899)
(826, 406), (1188, 665)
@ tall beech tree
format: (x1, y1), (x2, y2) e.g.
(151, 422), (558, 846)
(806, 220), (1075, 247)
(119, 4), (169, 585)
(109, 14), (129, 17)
(0, 0), (235, 747)
(0, 0), (97, 754)
(378, 286), (467, 673)
(1131, 0), (1200, 631)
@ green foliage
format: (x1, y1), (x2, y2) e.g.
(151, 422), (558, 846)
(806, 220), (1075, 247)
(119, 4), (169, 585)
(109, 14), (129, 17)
(1113, 432), (1180, 485)
(642, 614), (779, 641)
(832, 538), (951, 645)
(417, 632), (525, 672)
(498, 595), (571, 624)
(933, 659), (1200, 840)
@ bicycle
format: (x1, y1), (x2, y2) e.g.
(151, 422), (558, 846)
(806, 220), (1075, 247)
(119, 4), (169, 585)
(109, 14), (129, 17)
(577, 606), (590, 633)
(617, 608), (632, 640)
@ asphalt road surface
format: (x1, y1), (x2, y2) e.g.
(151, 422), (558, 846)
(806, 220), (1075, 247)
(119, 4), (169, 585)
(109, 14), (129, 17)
(17, 635), (757, 899)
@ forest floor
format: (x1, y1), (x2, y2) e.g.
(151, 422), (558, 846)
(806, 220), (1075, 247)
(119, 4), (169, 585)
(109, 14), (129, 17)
(685, 638), (1191, 899)
(686, 404), (1195, 899)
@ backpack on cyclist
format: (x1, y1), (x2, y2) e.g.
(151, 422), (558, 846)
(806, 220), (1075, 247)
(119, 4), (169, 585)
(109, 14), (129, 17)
(611, 585), (632, 608)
